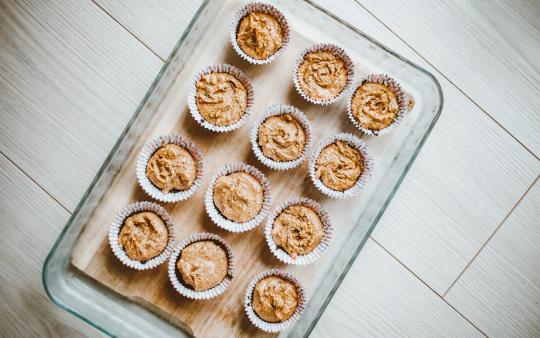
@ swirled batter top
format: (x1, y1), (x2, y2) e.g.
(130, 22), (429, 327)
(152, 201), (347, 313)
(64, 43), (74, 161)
(237, 12), (284, 60)
(351, 82), (399, 131)
(315, 140), (363, 191)
(297, 51), (348, 101)
(271, 205), (323, 258)
(146, 144), (197, 193)
(119, 212), (168, 262)
(258, 114), (306, 162)
(195, 72), (247, 126)
(213, 172), (264, 223)
(252, 276), (298, 323)
(177, 241), (228, 291)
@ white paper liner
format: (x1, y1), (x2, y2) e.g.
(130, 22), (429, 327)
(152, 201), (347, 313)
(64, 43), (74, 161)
(250, 104), (312, 170)
(187, 64), (254, 132)
(244, 269), (305, 332)
(264, 198), (332, 265)
(205, 163), (272, 232)
(136, 134), (204, 203)
(347, 74), (407, 136)
(167, 233), (235, 300)
(108, 201), (176, 270)
(308, 133), (374, 199)
(230, 2), (291, 65)
(293, 43), (355, 105)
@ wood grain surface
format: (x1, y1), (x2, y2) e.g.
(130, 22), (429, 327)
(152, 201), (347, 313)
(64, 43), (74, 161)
(70, 1), (434, 335)
(446, 179), (540, 337)
(0, 0), (539, 337)
(358, 0), (540, 158)
(0, 154), (98, 337)
(312, 239), (483, 337)
(0, 0), (161, 211)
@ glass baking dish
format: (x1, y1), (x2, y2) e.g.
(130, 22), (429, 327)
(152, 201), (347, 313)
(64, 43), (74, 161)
(43, 0), (443, 336)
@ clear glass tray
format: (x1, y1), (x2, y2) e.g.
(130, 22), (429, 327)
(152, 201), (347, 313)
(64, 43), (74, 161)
(43, 0), (442, 336)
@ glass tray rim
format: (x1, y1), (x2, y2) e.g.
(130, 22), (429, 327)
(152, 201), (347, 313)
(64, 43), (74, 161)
(43, 0), (444, 336)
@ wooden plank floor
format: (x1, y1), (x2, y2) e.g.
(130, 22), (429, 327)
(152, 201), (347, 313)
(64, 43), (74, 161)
(0, 0), (539, 337)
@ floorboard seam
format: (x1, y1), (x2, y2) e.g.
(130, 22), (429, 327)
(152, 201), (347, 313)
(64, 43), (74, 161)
(370, 237), (489, 337)
(442, 174), (539, 297)
(354, 0), (539, 162)
(89, 0), (166, 63)
(0, 151), (72, 214)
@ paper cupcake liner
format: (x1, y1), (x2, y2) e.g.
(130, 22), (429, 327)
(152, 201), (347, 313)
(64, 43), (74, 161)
(308, 133), (374, 199)
(167, 233), (235, 300)
(250, 104), (313, 170)
(244, 269), (305, 332)
(187, 64), (254, 132)
(264, 198), (332, 265)
(205, 163), (272, 232)
(293, 43), (355, 105)
(347, 74), (407, 136)
(108, 201), (176, 270)
(230, 2), (291, 65)
(136, 134), (204, 203)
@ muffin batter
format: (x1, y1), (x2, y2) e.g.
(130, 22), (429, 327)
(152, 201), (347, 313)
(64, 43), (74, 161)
(177, 241), (228, 291)
(315, 140), (363, 191)
(119, 212), (168, 262)
(351, 82), (399, 131)
(213, 172), (264, 223)
(146, 144), (197, 193)
(236, 12), (283, 60)
(271, 205), (323, 258)
(252, 276), (298, 323)
(196, 72), (247, 126)
(258, 114), (306, 162)
(297, 51), (348, 101)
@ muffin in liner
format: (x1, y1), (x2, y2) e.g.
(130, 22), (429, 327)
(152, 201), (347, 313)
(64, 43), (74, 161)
(244, 269), (305, 332)
(205, 162), (272, 232)
(187, 64), (254, 132)
(109, 201), (176, 270)
(347, 74), (407, 136)
(250, 104), (312, 170)
(308, 133), (374, 199)
(293, 43), (355, 105)
(168, 232), (235, 300)
(230, 2), (291, 65)
(264, 198), (332, 265)
(136, 134), (204, 203)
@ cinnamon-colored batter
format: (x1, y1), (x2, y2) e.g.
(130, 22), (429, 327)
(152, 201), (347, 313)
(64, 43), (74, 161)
(196, 72), (247, 126)
(258, 114), (306, 162)
(351, 82), (399, 131)
(119, 212), (168, 261)
(297, 51), (348, 101)
(236, 12), (283, 60)
(272, 205), (323, 258)
(315, 140), (363, 191)
(213, 172), (264, 223)
(177, 241), (228, 291)
(252, 276), (298, 322)
(146, 144), (197, 193)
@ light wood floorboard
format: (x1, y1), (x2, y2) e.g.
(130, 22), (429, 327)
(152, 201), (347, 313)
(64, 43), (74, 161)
(311, 239), (484, 337)
(0, 0), (539, 337)
(92, 0), (200, 60)
(358, 0), (540, 158)
(0, 0), (162, 211)
(445, 178), (540, 338)
(314, 0), (540, 295)
(0, 154), (99, 337)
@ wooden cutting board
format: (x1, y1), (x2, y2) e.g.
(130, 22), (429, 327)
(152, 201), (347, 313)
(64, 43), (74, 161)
(71, 0), (390, 336)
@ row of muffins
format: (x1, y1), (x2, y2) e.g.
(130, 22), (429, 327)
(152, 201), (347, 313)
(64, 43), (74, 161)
(187, 55), (404, 136)
(109, 199), (311, 332)
(109, 1), (408, 333)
